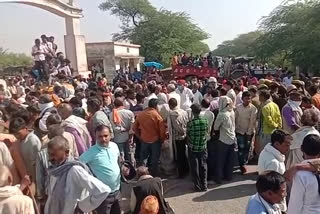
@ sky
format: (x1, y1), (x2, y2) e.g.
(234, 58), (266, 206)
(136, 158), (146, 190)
(0, 0), (282, 55)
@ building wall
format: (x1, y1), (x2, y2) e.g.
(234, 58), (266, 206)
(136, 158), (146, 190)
(114, 44), (140, 57)
(86, 43), (116, 79)
(86, 42), (142, 80)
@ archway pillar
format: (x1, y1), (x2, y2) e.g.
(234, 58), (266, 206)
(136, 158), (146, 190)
(64, 17), (89, 76)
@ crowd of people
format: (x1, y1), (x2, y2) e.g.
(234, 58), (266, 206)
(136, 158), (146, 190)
(171, 52), (221, 69)
(1, 52), (320, 214)
(31, 34), (73, 83)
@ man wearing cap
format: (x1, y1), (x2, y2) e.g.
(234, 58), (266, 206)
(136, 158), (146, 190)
(176, 80), (193, 111)
(282, 91), (303, 134)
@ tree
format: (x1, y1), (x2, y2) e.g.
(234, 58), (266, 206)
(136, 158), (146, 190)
(212, 31), (262, 57)
(0, 48), (32, 69)
(100, 0), (210, 67)
(255, 0), (320, 72)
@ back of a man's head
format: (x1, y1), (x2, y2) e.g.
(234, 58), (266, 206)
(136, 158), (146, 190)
(48, 124), (65, 139)
(136, 92), (145, 104)
(201, 99), (210, 109)
(9, 117), (26, 134)
(168, 98), (178, 109)
(147, 83), (156, 94)
(148, 98), (159, 109)
(39, 94), (52, 104)
(57, 103), (73, 120)
(191, 103), (201, 115)
(302, 134), (320, 157)
(114, 97), (124, 108)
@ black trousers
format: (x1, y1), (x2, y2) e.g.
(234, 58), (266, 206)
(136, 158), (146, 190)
(95, 190), (121, 214)
(214, 141), (235, 183)
(188, 149), (208, 190)
(176, 138), (189, 177)
(207, 139), (218, 180)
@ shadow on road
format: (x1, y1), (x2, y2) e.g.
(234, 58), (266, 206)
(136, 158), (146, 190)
(192, 183), (256, 202)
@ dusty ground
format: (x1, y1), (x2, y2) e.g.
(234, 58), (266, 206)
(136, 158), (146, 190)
(121, 166), (258, 214)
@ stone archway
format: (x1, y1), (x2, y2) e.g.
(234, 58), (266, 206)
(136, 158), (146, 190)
(0, 0), (88, 75)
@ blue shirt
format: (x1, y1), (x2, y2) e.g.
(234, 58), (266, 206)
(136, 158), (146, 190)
(246, 195), (270, 214)
(80, 142), (120, 192)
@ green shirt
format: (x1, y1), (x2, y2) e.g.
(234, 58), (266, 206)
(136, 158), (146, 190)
(187, 117), (208, 152)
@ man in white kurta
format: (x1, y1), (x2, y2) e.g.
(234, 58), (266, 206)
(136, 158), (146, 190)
(288, 134), (320, 214)
(45, 136), (111, 214)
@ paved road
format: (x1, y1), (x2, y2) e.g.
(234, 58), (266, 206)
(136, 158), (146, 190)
(164, 172), (257, 214)
(121, 166), (258, 214)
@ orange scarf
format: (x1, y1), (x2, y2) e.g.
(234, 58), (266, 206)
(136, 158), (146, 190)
(112, 107), (124, 125)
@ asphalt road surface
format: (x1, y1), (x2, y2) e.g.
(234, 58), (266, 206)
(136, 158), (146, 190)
(121, 166), (258, 214)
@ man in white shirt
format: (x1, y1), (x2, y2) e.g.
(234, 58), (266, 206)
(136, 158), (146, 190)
(283, 72), (293, 87)
(110, 98), (135, 162)
(235, 91), (257, 174)
(31, 39), (46, 62)
(258, 130), (291, 175)
(176, 79), (193, 111)
(225, 80), (236, 104)
(167, 84), (180, 108)
(288, 134), (320, 214)
(40, 34), (54, 58)
(200, 99), (214, 141)
(31, 39), (47, 80)
(192, 82), (203, 105)
(155, 84), (168, 105)
(143, 83), (158, 109)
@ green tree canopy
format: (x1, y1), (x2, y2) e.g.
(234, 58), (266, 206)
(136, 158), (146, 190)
(0, 48), (32, 69)
(212, 0), (320, 72)
(256, 0), (320, 72)
(212, 31), (262, 57)
(100, 0), (210, 67)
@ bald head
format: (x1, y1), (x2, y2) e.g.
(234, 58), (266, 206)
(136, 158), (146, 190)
(57, 103), (73, 120)
(0, 165), (13, 187)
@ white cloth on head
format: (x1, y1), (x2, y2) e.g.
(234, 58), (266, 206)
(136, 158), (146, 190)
(287, 99), (303, 116)
(214, 96), (236, 145)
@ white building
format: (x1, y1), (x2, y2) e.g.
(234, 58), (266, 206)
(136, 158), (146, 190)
(86, 42), (144, 79)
